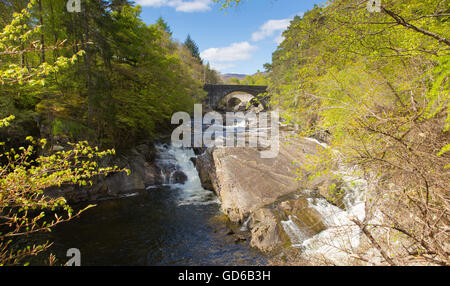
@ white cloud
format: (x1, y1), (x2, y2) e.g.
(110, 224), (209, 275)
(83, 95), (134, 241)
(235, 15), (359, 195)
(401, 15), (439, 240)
(201, 41), (257, 63)
(251, 18), (291, 42)
(200, 41), (258, 72)
(136, 0), (212, 12)
(209, 63), (236, 71)
(251, 12), (304, 43)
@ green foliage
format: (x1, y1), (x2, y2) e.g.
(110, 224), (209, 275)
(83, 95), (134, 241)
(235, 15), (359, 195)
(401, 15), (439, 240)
(155, 16), (172, 35)
(266, 0), (449, 265)
(0, 1), (216, 150)
(0, 1), (127, 265)
(220, 0), (449, 265)
(0, 132), (125, 265)
(269, 0), (449, 143)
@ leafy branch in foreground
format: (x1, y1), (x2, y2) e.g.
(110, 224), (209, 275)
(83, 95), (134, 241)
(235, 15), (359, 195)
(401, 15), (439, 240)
(0, 0), (84, 86)
(0, 1), (126, 266)
(0, 136), (126, 266)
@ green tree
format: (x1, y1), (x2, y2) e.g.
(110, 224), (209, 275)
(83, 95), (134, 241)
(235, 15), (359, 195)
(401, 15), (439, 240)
(155, 16), (172, 35)
(184, 34), (202, 62)
(218, 0), (449, 266)
(0, 1), (124, 265)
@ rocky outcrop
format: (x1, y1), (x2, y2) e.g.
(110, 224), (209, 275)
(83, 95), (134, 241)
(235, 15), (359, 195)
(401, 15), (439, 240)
(278, 198), (327, 235)
(196, 133), (321, 223)
(44, 143), (162, 203)
(318, 180), (346, 210)
(304, 175), (347, 210)
(248, 208), (282, 252)
(195, 132), (338, 252)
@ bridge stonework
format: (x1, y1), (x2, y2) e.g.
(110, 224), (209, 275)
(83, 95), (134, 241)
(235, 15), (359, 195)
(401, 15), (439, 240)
(203, 84), (269, 110)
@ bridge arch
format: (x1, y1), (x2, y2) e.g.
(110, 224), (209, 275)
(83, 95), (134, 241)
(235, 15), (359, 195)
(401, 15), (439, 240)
(203, 84), (269, 110)
(218, 92), (259, 111)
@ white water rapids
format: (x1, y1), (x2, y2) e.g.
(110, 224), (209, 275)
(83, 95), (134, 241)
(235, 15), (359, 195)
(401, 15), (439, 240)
(280, 143), (368, 265)
(154, 144), (219, 206)
(154, 110), (369, 264)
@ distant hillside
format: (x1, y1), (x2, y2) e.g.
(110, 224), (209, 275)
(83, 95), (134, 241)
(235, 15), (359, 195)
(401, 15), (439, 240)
(220, 73), (248, 81)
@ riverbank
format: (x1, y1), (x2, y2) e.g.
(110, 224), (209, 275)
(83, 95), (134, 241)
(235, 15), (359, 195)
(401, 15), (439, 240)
(195, 130), (373, 265)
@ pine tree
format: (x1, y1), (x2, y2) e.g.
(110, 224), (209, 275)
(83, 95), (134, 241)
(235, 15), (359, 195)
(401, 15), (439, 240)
(184, 34), (202, 62)
(156, 16), (172, 35)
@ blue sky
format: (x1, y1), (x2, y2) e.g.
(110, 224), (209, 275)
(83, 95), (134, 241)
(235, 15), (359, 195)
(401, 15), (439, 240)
(137, 0), (323, 75)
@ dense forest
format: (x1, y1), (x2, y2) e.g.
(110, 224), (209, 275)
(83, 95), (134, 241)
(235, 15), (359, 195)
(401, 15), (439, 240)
(0, 0), (220, 152)
(0, 0), (221, 265)
(218, 0), (449, 265)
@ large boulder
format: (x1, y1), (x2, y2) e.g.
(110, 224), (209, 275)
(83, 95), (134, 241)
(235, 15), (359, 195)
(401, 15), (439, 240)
(196, 148), (217, 191)
(103, 171), (145, 196)
(171, 170), (188, 184)
(318, 179), (346, 210)
(196, 133), (324, 223)
(304, 175), (347, 210)
(128, 149), (162, 186)
(195, 133), (336, 253)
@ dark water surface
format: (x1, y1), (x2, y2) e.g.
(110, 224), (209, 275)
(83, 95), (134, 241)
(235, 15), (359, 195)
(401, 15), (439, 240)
(32, 185), (266, 266)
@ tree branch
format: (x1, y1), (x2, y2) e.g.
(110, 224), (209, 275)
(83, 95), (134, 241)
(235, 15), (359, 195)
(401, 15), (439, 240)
(381, 7), (450, 46)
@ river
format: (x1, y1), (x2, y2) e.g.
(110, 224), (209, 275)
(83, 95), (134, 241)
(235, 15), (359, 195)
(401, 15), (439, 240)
(30, 103), (366, 266)
(31, 143), (267, 266)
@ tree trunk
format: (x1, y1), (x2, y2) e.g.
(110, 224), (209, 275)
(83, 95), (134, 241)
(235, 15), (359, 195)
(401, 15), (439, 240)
(38, 0), (45, 64)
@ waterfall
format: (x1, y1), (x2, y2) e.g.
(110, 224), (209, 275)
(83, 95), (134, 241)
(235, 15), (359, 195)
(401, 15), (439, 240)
(289, 166), (368, 264)
(275, 139), (368, 264)
(281, 215), (309, 248)
(154, 144), (219, 206)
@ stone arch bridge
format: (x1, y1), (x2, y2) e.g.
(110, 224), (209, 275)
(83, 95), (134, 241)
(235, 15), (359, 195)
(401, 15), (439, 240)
(203, 84), (269, 110)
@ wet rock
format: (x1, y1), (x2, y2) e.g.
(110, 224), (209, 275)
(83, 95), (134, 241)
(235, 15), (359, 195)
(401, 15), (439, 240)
(87, 183), (109, 201)
(44, 184), (88, 203)
(196, 149), (216, 191)
(305, 176), (346, 210)
(104, 171), (145, 196)
(171, 170), (187, 184)
(44, 144), (160, 203)
(128, 149), (162, 186)
(190, 157), (197, 166)
(279, 198), (327, 234)
(51, 145), (65, 152)
(249, 208), (282, 252)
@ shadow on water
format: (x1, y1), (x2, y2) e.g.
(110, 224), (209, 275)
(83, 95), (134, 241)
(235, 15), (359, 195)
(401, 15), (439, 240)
(30, 144), (267, 266)
(25, 117), (274, 266)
